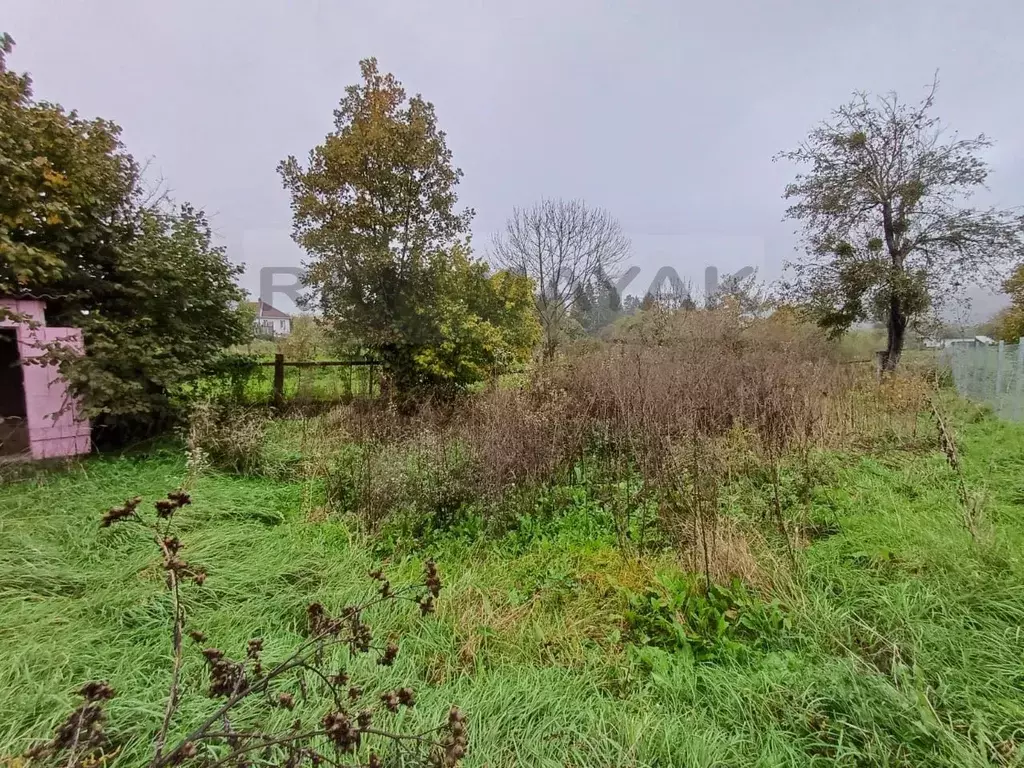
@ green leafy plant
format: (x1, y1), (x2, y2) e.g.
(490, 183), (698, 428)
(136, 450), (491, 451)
(24, 491), (467, 768)
(624, 574), (788, 663)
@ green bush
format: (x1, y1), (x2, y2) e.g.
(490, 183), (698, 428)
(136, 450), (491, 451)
(325, 435), (481, 536)
(186, 402), (270, 477)
(2, 38), (251, 440)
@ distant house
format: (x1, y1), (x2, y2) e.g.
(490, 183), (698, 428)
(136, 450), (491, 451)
(923, 336), (996, 349)
(250, 300), (291, 337)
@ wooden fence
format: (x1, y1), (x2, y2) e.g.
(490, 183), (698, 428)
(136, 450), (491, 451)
(259, 354), (381, 407)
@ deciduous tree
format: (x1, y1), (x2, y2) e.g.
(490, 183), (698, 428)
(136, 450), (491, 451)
(491, 199), (629, 358)
(280, 58), (534, 395)
(777, 82), (1024, 370)
(0, 34), (137, 294)
(2, 35), (249, 439)
(992, 263), (1024, 341)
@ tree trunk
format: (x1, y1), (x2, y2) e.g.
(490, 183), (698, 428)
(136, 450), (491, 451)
(883, 294), (907, 372)
(880, 202), (907, 373)
(542, 334), (558, 361)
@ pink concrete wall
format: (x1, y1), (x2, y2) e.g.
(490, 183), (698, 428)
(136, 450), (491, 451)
(2, 300), (91, 460)
(0, 298), (46, 326)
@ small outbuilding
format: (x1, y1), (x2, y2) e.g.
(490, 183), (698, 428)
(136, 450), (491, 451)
(0, 295), (90, 460)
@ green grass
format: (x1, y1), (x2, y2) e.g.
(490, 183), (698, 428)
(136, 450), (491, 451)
(2, 408), (1024, 766)
(197, 363), (379, 404)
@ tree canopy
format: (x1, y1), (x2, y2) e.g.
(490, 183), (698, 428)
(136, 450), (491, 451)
(0, 33), (137, 295)
(991, 263), (1024, 342)
(280, 58), (537, 396)
(42, 204), (251, 436)
(1, 34), (249, 439)
(778, 81), (1024, 370)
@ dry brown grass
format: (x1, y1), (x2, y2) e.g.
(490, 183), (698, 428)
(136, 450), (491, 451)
(186, 401), (269, 476)
(313, 307), (938, 592)
(812, 366), (935, 452)
(673, 517), (780, 593)
(319, 310), (844, 541)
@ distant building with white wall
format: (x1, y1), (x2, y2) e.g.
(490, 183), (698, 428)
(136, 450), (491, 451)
(923, 335), (996, 349)
(250, 300), (291, 337)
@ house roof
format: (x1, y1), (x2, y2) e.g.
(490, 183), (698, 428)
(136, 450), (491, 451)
(248, 300), (290, 319)
(940, 337), (995, 345)
(0, 291), (65, 301)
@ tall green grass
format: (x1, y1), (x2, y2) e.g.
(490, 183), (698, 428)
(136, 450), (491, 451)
(2, 408), (1023, 766)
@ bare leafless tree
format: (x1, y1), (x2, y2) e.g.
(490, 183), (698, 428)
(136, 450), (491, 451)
(491, 199), (629, 358)
(706, 269), (771, 316)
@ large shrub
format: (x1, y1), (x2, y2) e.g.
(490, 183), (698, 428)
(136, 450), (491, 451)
(411, 251), (540, 391)
(44, 205), (250, 437)
(1, 35), (250, 440)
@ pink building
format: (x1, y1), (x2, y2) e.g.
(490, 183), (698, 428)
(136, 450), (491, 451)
(0, 296), (91, 460)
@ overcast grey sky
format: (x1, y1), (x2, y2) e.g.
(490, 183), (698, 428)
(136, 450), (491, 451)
(4, 0), (1023, 315)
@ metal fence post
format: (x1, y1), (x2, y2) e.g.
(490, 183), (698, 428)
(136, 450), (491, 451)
(1016, 338), (1024, 421)
(995, 340), (1006, 416)
(981, 343), (989, 400)
(950, 344), (959, 390)
(971, 343), (981, 399)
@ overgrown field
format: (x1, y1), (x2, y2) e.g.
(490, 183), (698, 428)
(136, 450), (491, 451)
(2, 392), (1024, 766)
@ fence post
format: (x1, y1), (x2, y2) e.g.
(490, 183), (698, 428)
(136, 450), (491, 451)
(1016, 338), (1024, 421)
(966, 343), (976, 397)
(273, 353), (285, 409)
(947, 343), (958, 390)
(995, 340), (1006, 416)
(964, 344), (973, 393)
(975, 342), (985, 400)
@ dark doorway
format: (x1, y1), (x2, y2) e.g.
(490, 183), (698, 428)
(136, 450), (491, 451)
(0, 329), (29, 457)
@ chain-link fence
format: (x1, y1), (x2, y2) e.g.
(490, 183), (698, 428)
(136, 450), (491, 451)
(946, 339), (1024, 421)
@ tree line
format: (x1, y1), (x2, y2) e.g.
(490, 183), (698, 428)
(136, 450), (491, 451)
(3, 34), (1024, 440)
